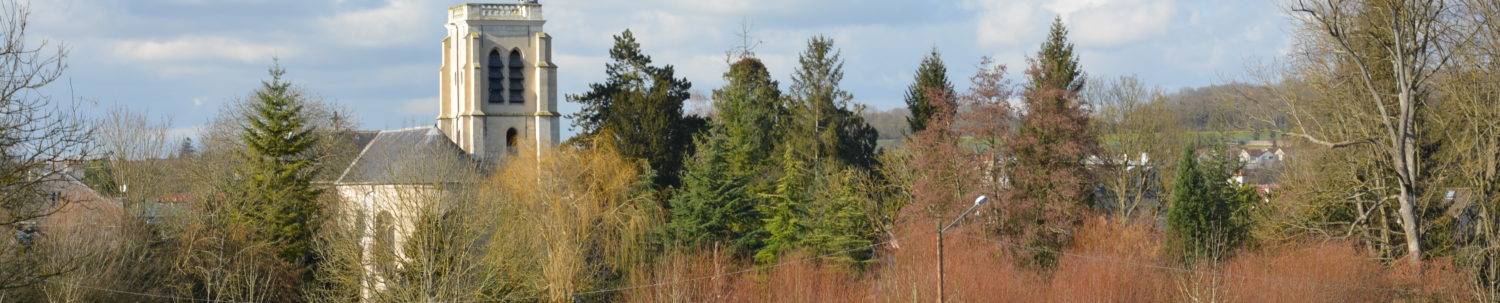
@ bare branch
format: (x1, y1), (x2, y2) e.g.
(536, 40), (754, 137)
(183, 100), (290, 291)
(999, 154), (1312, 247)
(1283, 131), (1374, 148)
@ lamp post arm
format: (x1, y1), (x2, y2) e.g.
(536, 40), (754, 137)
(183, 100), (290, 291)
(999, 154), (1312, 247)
(941, 202), (983, 233)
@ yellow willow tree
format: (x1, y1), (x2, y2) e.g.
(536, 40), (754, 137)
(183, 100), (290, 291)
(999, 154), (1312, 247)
(483, 141), (663, 302)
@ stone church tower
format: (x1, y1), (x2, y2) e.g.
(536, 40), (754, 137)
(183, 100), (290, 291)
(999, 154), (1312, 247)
(437, 1), (560, 161)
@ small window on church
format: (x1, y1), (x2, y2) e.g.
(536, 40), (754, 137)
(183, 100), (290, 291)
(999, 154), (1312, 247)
(508, 49), (525, 104)
(487, 49), (505, 103)
(505, 128), (519, 154)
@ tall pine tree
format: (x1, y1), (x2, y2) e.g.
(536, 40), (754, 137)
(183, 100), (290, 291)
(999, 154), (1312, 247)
(1030, 18), (1084, 93)
(1167, 149), (1256, 262)
(568, 29), (701, 187)
(803, 169), (877, 270)
(751, 36), (881, 266)
(668, 126), (761, 255)
(756, 148), (811, 264)
(783, 35), (879, 171)
(1009, 17), (1095, 208)
(668, 57), (785, 256)
(1000, 17), (1098, 268)
(903, 47), (955, 136)
(715, 57), (785, 177)
(231, 63), (323, 268)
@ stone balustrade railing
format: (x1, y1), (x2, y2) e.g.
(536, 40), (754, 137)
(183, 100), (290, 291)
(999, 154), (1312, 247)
(449, 3), (542, 21)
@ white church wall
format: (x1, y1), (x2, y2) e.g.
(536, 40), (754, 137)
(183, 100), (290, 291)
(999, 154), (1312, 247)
(336, 183), (445, 300)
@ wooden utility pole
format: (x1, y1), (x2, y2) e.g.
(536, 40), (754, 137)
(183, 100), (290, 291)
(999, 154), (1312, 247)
(937, 230), (945, 303)
(937, 196), (988, 303)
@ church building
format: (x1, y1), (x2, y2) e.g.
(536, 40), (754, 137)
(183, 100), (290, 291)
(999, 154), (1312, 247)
(331, 1), (560, 297)
(436, 1), (561, 159)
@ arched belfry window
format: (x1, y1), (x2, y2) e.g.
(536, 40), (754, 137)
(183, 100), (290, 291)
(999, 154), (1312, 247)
(508, 49), (525, 104)
(487, 49), (504, 103)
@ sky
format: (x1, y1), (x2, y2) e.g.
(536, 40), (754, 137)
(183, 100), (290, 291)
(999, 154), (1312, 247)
(27, 0), (1293, 140)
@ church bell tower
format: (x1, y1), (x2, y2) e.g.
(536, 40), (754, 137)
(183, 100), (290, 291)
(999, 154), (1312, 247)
(437, 1), (560, 161)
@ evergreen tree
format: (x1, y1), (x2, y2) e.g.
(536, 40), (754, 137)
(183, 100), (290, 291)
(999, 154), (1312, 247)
(667, 126), (761, 255)
(803, 169), (876, 270)
(1031, 17), (1085, 93)
(751, 35), (882, 266)
(1000, 17), (1097, 268)
(783, 35), (879, 171)
(714, 57), (785, 177)
(1008, 17), (1095, 209)
(568, 29), (700, 187)
(230, 63), (324, 268)
(667, 57), (785, 256)
(903, 47), (955, 135)
(176, 137), (197, 158)
(755, 149), (810, 264)
(1167, 149), (1256, 262)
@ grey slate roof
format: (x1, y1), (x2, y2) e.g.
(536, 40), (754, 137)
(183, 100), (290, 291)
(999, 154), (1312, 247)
(335, 126), (475, 184)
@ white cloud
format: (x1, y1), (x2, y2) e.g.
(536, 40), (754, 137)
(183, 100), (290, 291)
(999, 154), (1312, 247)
(161, 0), (278, 4)
(192, 97), (203, 106)
(1065, 0), (1175, 47)
(969, 0), (1176, 48)
(1045, 0), (1112, 16)
(970, 0), (1044, 48)
(112, 36), (294, 63)
(318, 0), (439, 48)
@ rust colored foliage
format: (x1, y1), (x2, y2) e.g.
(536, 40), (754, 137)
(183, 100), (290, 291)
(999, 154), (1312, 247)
(988, 57), (1098, 269)
(1221, 242), (1470, 302)
(905, 56), (1015, 220)
(1043, 218), (1173, 301)
(617, 215), (1476, 302)
(907, 77), (979, 219)
(1006, 62), (1096, 211)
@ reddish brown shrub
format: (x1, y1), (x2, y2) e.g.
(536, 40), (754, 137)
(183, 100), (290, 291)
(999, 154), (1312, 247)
(759, 253), (870, 303)
(623, 247), (755, 303)
(871, 214), (1038, 302)
(621, 217), (1478, 302)
(1045, 217), (1175, 302)
(1384, 257), (1473, 301)
(939, 230), (1038, 302)
(1221, 241), (1389, 302)
(623, 249), (872, 302)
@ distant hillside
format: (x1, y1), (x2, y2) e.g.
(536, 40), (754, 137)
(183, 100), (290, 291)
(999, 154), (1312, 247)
(861, 107), (909, 140)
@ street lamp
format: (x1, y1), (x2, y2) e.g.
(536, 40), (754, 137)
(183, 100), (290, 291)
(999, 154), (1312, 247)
(938, 195), (988, 303)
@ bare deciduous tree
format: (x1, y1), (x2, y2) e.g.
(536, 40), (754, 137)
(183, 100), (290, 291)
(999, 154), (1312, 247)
(0, 0), (92, 291)
(92, 107), (174, 206)
(1287, 0), (1461, 265)
(1086, 75), (1183, 220)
